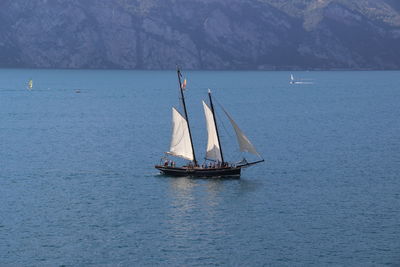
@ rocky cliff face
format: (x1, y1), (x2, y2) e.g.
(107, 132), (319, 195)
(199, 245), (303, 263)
(0, 0), (399, 70)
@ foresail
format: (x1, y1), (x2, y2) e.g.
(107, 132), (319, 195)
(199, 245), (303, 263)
(222, 107), (260, 157)
(168, 107), (194, 160)
(202, 101), (222, 162)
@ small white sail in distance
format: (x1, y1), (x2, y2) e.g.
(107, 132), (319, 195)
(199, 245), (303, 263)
(221, 106), (261, 157)
(167, 107), (194, 161)
(202, 101), (222, 162)
(28, 79), (33, 90)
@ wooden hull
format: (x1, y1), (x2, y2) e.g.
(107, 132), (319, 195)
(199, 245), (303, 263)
(155, 165), (241, 178)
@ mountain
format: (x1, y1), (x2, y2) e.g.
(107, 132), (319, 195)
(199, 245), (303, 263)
(0, 0), (399, 70)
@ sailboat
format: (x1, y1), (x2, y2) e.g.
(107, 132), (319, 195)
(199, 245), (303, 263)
(290, 74), (295, 84)
(155, 67), (264, 178)
(290, 73), (313, 85)
(27, 79), (33, 90)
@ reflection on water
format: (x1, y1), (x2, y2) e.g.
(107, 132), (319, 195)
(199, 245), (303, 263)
(162, 176), (265, 263)
(164, 177), (198, 254)
(165, 176), (263, 219)
(166, 176), (262, 198)
(169, 177), (197, 193)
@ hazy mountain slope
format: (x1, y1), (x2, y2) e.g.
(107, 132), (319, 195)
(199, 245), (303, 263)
(0, 0), (399, 69)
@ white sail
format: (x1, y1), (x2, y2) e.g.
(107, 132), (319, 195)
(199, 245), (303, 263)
(222, 107), (260, 156)
(168, 107), (194, 160)
(202, 101), (222, 162)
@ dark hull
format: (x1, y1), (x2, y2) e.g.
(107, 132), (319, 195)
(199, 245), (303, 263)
(155, 165), (241, 178)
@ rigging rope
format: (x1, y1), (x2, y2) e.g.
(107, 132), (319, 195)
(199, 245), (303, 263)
(212, 93), (234, 139)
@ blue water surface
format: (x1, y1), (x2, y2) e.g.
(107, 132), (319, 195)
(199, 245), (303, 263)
(0, 69), (399, 266)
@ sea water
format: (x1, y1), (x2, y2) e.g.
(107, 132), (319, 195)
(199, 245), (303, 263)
(0, 69), (399, 265)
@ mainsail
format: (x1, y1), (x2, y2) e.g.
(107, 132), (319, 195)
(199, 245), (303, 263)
(168, 107), (194, 160)
(202, 101), (222, 162)
(222, 107), (260, 157)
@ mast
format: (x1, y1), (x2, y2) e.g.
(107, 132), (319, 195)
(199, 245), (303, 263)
(177, 66), (197, 165)
(208, 89), (224, 164)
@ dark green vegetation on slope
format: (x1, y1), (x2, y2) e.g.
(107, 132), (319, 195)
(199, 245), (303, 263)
(1, 0), (399, 69)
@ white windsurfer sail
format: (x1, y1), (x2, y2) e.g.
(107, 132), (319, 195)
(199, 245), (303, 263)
(167, 107), (194, 161)
(202, 101), (222, 162)
(28, 79), (33, 90)
(290, 74), (295, 84)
